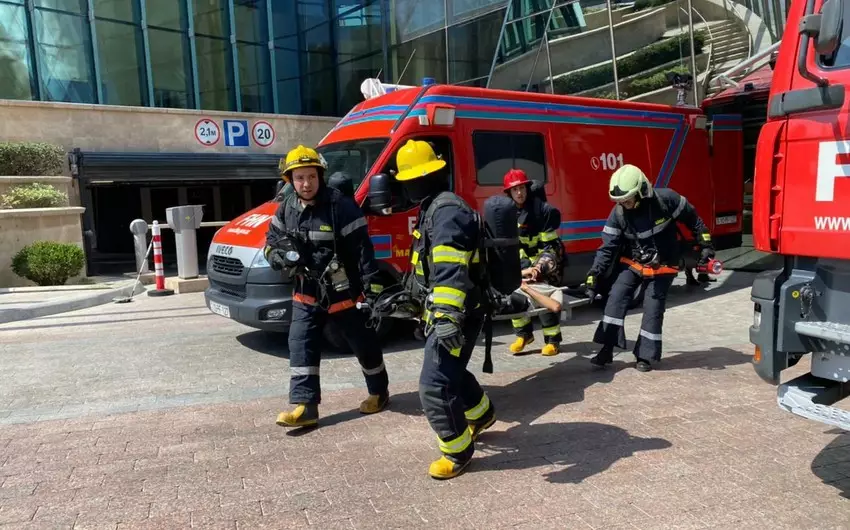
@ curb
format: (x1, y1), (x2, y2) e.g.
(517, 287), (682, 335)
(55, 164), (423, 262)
(0, 281), (147, 325)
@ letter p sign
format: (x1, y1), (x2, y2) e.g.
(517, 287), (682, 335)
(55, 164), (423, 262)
(817, 140), (850, 201)
(224, 119), (249, 147)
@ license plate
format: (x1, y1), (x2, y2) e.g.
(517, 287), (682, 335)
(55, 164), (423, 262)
(716, 215), (737, 225)
(209, 301), (231, 318)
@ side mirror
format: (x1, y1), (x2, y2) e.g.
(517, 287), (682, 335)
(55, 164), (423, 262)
(275, 180), (285, 195)
(816, 0), (843, 56)
(366, 173), (393, 215)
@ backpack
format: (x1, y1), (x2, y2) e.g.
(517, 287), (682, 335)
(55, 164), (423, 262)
(414, 191), (522, 373)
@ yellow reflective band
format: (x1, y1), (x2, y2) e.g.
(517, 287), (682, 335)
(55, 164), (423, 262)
(415, 262), (425, 276)
(410, 250), (419, 265)
(370, 284), (383, 293)
(449, 346), (461, 357)
(701, 233), (712, 242)
(540, 231), (559, 242)
(464, 394), (490, 421)
(512, 317), (531, 328)
(519, 235), (540, 246)
(423, 309), (433, 324)
(432, 245), (472, 265)
(413, 229), (421, 239)
(471, 249), (480, 263)
(438, 429), (472, 454)
(432, 285), (466, 309)
(543, 325), (561, 337)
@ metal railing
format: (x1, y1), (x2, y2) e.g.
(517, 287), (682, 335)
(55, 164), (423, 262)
(709, 40), (780, 89)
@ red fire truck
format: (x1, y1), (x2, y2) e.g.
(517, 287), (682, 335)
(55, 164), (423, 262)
(204, 78), (745, 348)
(748, 0), (850, 430)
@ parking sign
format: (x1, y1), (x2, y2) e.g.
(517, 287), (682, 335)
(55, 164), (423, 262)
(223, 120), (249, 147)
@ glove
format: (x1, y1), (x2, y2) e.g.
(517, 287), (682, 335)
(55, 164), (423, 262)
(432, 311), (465, 352)
(585, 271), (598, 299)
(698, 246), (715, 266)
(268, 249), (287, 271)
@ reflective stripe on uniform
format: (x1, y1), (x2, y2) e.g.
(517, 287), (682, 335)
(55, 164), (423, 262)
(432, 245), (471, 265)
(449, 346), (461, 357)
(603, 315), (624, 326)
(362, 361), (386, 376)
(308, 230), (335, 241)
(603, 225), (621, 236)
(292, 366), (319, 376)
(639, 329), (662, 341)
(519, 235), (539, 246)
(271, 216), (284, 230)
(464, 394), (490, 421)
(370, 284), (383, 293)
(543, 325), (561, 337)
(438, 429), (472, 454)
(340, 217), (367, 237)
(540, 230), (559, 242)
(432, 286), (466, 309)
(512, 316), (531, 328)
(671, 195), (687, 219)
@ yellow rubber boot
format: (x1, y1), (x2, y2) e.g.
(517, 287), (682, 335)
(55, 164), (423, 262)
(469, 414), (496, 441)
(509, 336), (534, 354)
(276, 404), (318, 427)
(359, 393), (389, 414)
(541, 344), (559, 357)
(429, 456), (470, 480)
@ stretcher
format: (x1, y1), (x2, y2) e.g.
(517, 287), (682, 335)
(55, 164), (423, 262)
(491, 286), (594, 323)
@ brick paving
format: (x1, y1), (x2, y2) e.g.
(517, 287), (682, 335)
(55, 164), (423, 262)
(1, 271), (850, 528)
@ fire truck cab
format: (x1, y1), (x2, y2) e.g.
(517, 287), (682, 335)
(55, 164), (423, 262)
(748, 0), (850, 430)
(205, 78), (744, 348)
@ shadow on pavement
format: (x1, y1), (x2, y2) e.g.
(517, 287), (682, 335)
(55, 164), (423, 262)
(811, 429), (850, 499)
(0, 312), (211, 331)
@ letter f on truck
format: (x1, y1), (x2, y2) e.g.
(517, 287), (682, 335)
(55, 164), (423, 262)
(817, 141), (850, 202)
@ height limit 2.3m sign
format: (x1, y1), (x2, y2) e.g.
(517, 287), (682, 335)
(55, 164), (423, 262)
(194, 118), (276, 148)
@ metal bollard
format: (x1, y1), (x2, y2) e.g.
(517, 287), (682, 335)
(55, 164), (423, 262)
(129, 219), (150, 274)
(165, 205), (204, 279)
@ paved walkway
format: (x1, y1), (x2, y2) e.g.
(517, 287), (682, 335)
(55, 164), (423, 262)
(1, 272), (849, 528)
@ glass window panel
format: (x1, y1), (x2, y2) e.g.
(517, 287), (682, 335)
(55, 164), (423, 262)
(337, 51), (381, 112)
(448, 0), (504, 25)
(334, 0), (382, 63)
(301, 67), (335, 116)
(35, 0), (86, 14)
(33, 9), (96, 103)
(237, 42), (272, 113)
(194, 0), (228, 37)
(96, 19), (146, 106)
(234, 0), (267, 43)
(390, 0), (445, 44)
(275, 35), (301, 115)
(447, 9), (503, 84)
(196, 35), (233, 110)
(146, 0), (185, 29)
(148, 28), (193, 108)
(393, 30), (447, 85)
(270, 0), (297, 41)
(93, 0), (136, 22)
(0, 3), (34, 100)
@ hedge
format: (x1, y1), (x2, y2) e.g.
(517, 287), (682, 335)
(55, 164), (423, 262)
(552, 32), (705, 95)
(0, 142), (65, 176)
(12, 241), (85, 286)
(628, 65), (692, 95)
(0, 183), (68, 209)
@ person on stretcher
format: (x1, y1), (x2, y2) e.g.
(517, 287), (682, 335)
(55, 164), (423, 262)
(505, 250), (565, 356)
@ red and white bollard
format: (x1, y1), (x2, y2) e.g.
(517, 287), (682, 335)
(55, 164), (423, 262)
(147, 220), (174, 297)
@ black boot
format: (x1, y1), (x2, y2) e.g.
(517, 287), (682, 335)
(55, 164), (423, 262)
(635, 359), (652, 372)
(590, 345), (614, 368)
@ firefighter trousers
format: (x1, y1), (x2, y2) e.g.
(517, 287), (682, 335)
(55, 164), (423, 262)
(288, 300), (389, 405)
(592, 266), (675, 362)
(419, 311), (493, 464)
(511, 283), (563, 344)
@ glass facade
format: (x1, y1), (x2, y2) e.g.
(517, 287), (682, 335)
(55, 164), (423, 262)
(0, 0), (585, 117)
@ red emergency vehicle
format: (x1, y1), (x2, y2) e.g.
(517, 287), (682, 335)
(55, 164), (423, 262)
(748, 0), (850, 430)
(204, 78), (745, 347)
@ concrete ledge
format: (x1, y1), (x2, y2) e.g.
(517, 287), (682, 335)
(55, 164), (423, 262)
(0, 280), (146, 324)
(164, 276), (209, 294)
(0, 206), (85, 218)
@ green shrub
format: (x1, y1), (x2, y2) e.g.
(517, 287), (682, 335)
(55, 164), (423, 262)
(628, 65), (692, 96)
(0, 142), (65, 176)
(552, 32), (705, 94)
(0, 183), (68, 209)
(12, 241), (86, 286)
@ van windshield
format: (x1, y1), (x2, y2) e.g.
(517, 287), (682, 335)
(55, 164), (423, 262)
(316, 139), (389, 190)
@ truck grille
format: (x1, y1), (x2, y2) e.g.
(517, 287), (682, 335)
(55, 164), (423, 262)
(211, 256), (244, 276)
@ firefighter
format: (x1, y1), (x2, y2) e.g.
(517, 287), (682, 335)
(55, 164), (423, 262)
(503, 169), (565, 356)
(585, 164), (714, 372)
(264, 145), (389, 427)
(394, 139), (496, 480)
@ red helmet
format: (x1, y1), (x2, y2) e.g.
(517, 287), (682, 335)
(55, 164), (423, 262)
(503, 168), (531, 191)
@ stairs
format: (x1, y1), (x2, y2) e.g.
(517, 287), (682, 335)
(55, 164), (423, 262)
(705, 20), (752, 97)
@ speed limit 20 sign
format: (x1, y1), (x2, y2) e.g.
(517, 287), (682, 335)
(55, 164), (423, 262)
(251, 121), (275, 148)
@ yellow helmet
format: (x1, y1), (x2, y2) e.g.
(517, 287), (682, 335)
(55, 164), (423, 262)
(279, 145), (326, 181)
(395, 139), (446, 181)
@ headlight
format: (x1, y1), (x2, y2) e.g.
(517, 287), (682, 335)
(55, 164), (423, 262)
(753, 304), (761, 328)
(251, 251), (270, 268)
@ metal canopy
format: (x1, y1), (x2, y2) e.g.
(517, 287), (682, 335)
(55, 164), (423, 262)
(73, 150), (283, 184)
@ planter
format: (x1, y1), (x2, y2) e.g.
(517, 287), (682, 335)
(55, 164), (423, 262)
(0, 176), (73, 200)
(0, 206), (86, 288)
